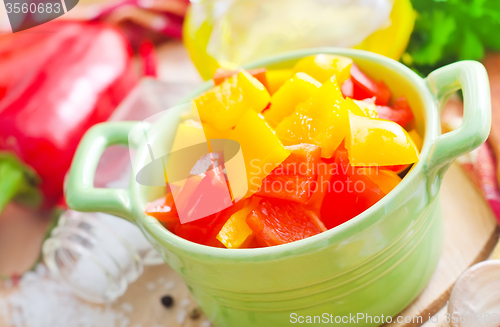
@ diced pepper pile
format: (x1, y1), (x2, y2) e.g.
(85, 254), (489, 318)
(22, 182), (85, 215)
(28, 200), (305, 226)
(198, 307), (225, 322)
(145, 54), (422, 249)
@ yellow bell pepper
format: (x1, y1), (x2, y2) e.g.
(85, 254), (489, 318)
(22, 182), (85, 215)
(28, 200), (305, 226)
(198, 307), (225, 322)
(347, 113), (419, 166)
(344, 97), (367, 117)
(170, 119), (207, 153)
(275, 77), (349, 158)
(357, 168), (402, 194)
(194, 71), (270, 130)
(353, 99), (378, 118)
(217, 198), (260, 248)
(293, 54), (353, 85)
(229, 110), (290, 197)
(408, 129), (423, 151)
(264, 72), (321, 127)
(266, 69), (294, 95)
(354, 0), (416, 60)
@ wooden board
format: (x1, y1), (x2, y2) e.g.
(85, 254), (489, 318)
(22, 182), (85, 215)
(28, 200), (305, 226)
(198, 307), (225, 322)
(384, 163), (499, 327)
(69, 163), (499, 327)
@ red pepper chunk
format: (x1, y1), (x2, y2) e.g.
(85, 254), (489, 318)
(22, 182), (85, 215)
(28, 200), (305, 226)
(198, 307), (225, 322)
(320, 146), (385, 229)
(174, 213), (227, 247)
(246, 199), (326, 246)
(375, 96), (414, 127)
(350, 64), (391, 105)
(256, 144), (321, 204)
(173, 199), (247, 247)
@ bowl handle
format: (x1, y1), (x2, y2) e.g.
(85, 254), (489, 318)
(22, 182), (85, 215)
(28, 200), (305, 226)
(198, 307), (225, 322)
(65, 122), (137, 221)
(425, 61), (491, 176)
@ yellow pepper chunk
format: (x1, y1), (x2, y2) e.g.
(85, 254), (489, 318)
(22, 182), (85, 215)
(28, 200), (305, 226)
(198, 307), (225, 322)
(266, 69), (294, 95)
(347, 113), (419, 166)
(353, 99), (378, 118)
(202, 123), (231, 142)
(217, 199), (259, 248)
(170, 119), (207, 153)
(354, 0), (415, 60)
(194, 71), (270, 130)
(344, 97), (367, 117)
(230, 110), (290, 197)
(293, 54), (353, 85)
(408, 129), (423, 151)
(264, 72), (321, 127)
(275, 77), (349, 159)
(358, 168), (402, 195)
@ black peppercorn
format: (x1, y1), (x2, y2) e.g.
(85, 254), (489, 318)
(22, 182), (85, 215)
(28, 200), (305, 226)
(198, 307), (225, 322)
(160, 295), (174, 308)
(188, 307), (201, 320)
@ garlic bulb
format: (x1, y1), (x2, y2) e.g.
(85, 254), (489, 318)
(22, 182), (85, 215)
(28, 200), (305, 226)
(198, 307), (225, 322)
(448, 260), (500, 327)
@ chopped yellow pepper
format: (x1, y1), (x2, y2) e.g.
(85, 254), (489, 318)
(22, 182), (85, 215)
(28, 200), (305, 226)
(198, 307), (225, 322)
(194, 71), (270, 130)
(170, 119), (207, 153)
(264, 72), (321, 127)
(344, 97), (367, 117)
(217, 198), (260, 248)
(347, 113), (419, 166)
(229, 110), (290, 197)
(293, 54), (353, 85)
(275, 77), (349, 158)
(266, 69), (294, 95)
(408, 129), (423, 151)
(353, 99), (378, 118)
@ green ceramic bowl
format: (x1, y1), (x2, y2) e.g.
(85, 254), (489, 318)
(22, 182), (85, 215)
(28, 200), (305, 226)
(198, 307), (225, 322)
(66, 49), (491, 327)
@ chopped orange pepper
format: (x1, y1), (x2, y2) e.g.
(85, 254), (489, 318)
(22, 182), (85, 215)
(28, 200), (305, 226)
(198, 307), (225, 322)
(194, 71), (270, 130)
(264, 72), (321, 127)
(293, 54), (353, 85)
(346, 113), (419, 166)
(357, 168), (402, 194)
(275, 77), (349, 158)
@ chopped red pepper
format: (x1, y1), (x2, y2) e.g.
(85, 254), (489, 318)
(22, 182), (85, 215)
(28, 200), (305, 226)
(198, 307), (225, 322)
(176, 166), (233, 224)
(378, 164), (408, 172)
(320, 146), (385, 229)
(173, 200), (247, 247)
(246, 198), (326, 246)
(256, 144), (321, 204)
(376, 96), (414, 127)
(350, 64), (391, 105)
(0, 21), (138, 213)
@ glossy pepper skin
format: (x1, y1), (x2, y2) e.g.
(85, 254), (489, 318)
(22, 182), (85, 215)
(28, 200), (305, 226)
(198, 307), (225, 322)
(276, 77), (349, 159)
(0, 21), (137, 212)
(320, 146), (385, 229)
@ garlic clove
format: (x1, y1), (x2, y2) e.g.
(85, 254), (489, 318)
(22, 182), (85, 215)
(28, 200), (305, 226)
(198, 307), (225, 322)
(448, 260), (500, 327)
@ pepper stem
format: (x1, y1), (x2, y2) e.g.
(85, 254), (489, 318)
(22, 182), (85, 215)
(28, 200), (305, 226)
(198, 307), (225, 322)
(0, 154), (41, 213)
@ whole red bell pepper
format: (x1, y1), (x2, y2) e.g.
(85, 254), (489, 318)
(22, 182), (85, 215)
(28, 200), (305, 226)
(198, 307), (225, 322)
(0, 21), (138, 213)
